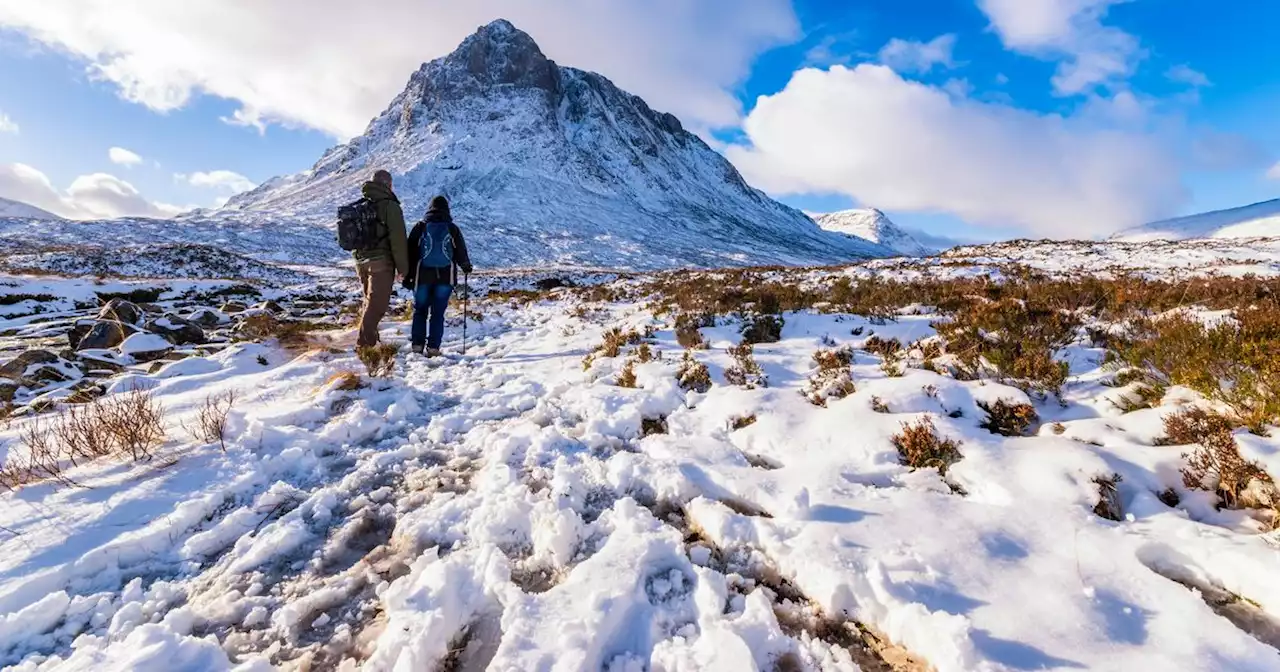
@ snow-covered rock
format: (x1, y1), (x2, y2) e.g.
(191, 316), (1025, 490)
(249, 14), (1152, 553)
(0, 197), (60, 221)
(811, 209), (934, 256)
(1113, 198), (1280, 242)
(119, 333), (174, 363)
(223, 19), (890, 270)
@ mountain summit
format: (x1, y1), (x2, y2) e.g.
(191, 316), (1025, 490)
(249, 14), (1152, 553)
(811, 209), (933, 256)
(226, 20), (889, 269)
(1113, 198), (1280, 242)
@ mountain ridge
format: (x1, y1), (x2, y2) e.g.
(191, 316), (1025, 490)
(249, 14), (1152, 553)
(0, 197), (61, 221)
(223, 19), (891, 269)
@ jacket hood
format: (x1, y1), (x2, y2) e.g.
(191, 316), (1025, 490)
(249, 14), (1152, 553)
(362, 181), (398, 203)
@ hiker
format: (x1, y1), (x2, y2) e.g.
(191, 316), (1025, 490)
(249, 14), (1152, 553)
(405, 195), (473, 356)
(347, 170), (410, 348)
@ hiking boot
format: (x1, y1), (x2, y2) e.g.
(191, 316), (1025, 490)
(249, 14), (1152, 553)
(426, 348), (443, 358)
(411, 344), (425, 356)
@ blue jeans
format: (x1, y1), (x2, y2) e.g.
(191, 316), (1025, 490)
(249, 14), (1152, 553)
(411, 283), (454, 350)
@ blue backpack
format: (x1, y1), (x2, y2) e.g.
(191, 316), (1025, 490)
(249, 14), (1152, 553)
(420, 221), (454, 268)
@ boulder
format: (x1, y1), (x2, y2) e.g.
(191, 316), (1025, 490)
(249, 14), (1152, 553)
(119, 333), (175, 363)
(0, 350), (58, 380)
(23, 362), (77, 387)
(0, 380), (18, 402)
(98, 298), (143, 325)
(254, 300), (285, 314)
(146, 315), (206, 345)
(187, 308), (230, 328)
(77, 320), (138, 350)
(67, 319), (96, 349)
(220, 301), (249, 314)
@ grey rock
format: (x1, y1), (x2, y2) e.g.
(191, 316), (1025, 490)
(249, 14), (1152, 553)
(78, 320), (138, 350)
(98, 298), (143, 325)
(146, 314), (206, 345)
(0, 350), (58, 380)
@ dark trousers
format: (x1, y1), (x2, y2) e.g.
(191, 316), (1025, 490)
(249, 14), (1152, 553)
(411, 282), (453, 349)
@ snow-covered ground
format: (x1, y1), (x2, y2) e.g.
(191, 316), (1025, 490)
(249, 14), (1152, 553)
(2, 254), (1279, 671)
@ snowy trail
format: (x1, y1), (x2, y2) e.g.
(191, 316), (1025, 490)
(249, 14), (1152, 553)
(4, 296), (1280, 670)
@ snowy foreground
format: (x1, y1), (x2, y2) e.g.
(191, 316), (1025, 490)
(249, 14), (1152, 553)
(1, 264), (1279, 671)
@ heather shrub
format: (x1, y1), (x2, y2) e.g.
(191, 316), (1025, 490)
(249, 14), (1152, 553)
(977, 400), (1038, 437)
(893, 417), (963, 475)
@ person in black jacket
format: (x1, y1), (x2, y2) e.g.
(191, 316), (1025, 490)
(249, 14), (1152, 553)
(404, 196), (473, 356)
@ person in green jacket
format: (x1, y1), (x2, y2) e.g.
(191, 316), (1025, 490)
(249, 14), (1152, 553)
(353, 169), (410, 348)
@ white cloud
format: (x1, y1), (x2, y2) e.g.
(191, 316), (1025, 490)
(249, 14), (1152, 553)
(1165, 64), (1210, 88)
(108, 146), (143, 166)
(1268, 162), (1280, 181)
(0, 1), (798, 139)
(726, 64), (1185, 238)
(0, 112), (17, 134)
(0, 162), (184, 219)
(977, 0), (1142, 95)
(878, 34), (957, 74)
(182, 170), (256, 194)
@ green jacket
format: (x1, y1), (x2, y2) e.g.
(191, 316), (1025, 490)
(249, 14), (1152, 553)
(353, 181), (410, 276)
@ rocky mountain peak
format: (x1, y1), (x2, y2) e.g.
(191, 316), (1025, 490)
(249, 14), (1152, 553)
(436, 19), (558, 93)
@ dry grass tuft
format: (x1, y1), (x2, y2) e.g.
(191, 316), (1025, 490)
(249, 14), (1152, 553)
(729, 415), (758, 431)
(237, 313), (319, 350)
(616, 360), (638, 388)
(977, 399), (1038, 437)
(892, 417), (963, 476)
(357, 343), (398, 378)
(326, 371), (365, 392)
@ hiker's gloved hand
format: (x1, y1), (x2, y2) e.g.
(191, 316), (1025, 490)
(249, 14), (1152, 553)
(460, 264), (473, 275)
(401, 275), (414, 291)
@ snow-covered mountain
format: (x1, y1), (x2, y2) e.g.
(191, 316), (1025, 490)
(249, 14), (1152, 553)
(810, 209), (934, 256)
(1113, 198), (1280, 242)
(224, 19), (889, 269)
(0, 197), (60, 221)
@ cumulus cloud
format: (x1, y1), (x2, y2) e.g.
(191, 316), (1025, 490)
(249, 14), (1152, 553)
(0, 112), (17, 134)
(0, 162), (184, 219)
(109, 146), (143, 166)
(1268, 162), (1280, 181)
(0, 0), (798, 139)
(977, 0), (1142, 95)
(181, 170), (256, 194)
(726, 64), (1186, 238)
(1165, 64), (1210, 88)
(878, 34), (958, 74)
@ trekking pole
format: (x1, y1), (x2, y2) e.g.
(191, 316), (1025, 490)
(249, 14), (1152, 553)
(461, 271), (470, 355)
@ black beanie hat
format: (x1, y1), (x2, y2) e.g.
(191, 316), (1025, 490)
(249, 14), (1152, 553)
(428, 196), (450, 213)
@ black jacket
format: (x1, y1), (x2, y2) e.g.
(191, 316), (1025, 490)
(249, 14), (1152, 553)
(405, 213), (473, 290)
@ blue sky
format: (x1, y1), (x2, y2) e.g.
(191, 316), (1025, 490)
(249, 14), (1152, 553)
(0, 0), (1276, 242)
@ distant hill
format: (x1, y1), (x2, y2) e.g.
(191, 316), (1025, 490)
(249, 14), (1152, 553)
(1113, 198), (1280, 242)
(810, 209), (934, 256)
(0, 197), (60, 221)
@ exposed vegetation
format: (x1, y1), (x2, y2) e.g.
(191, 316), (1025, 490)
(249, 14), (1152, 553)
(978, 399), (1039, 437)
(893, 417), (963, 476)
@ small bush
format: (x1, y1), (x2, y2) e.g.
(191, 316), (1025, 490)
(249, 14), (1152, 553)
(98, 391), (167, 462)
(357, 343), (398, 378)
(1167, 407), (1273, 509)
(978, 399), (1038, 437)
(739, 312), (784, 345)
(892, 417), (963, 475)
(616, 360), (638, 388)
(584, 327), (644, 369)
(862, 336), (902, 358)
(729, 415), (757, 431)
(238, 313), (317, 349)
(870, 396), (890, 413)
(1093, 474), (1124, 521)
(641, 417), (668, 437)
(677, 352), (712, 393)
(675, 313), (712, 350)
(804, 347), (855, 406)
(185, 391), (236, 451)
(635, 343), (655, 363)
(724, 342), (767, 389)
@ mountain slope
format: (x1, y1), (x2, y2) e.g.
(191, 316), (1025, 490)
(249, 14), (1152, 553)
(1113, 198), (1280, 242)
(225, 20), (889, 269)
(0, 197), (60, 221)
(811, 209), (933, 256)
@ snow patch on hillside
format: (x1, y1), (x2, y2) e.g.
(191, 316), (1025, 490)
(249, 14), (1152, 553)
(0, 197), (60, 221)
